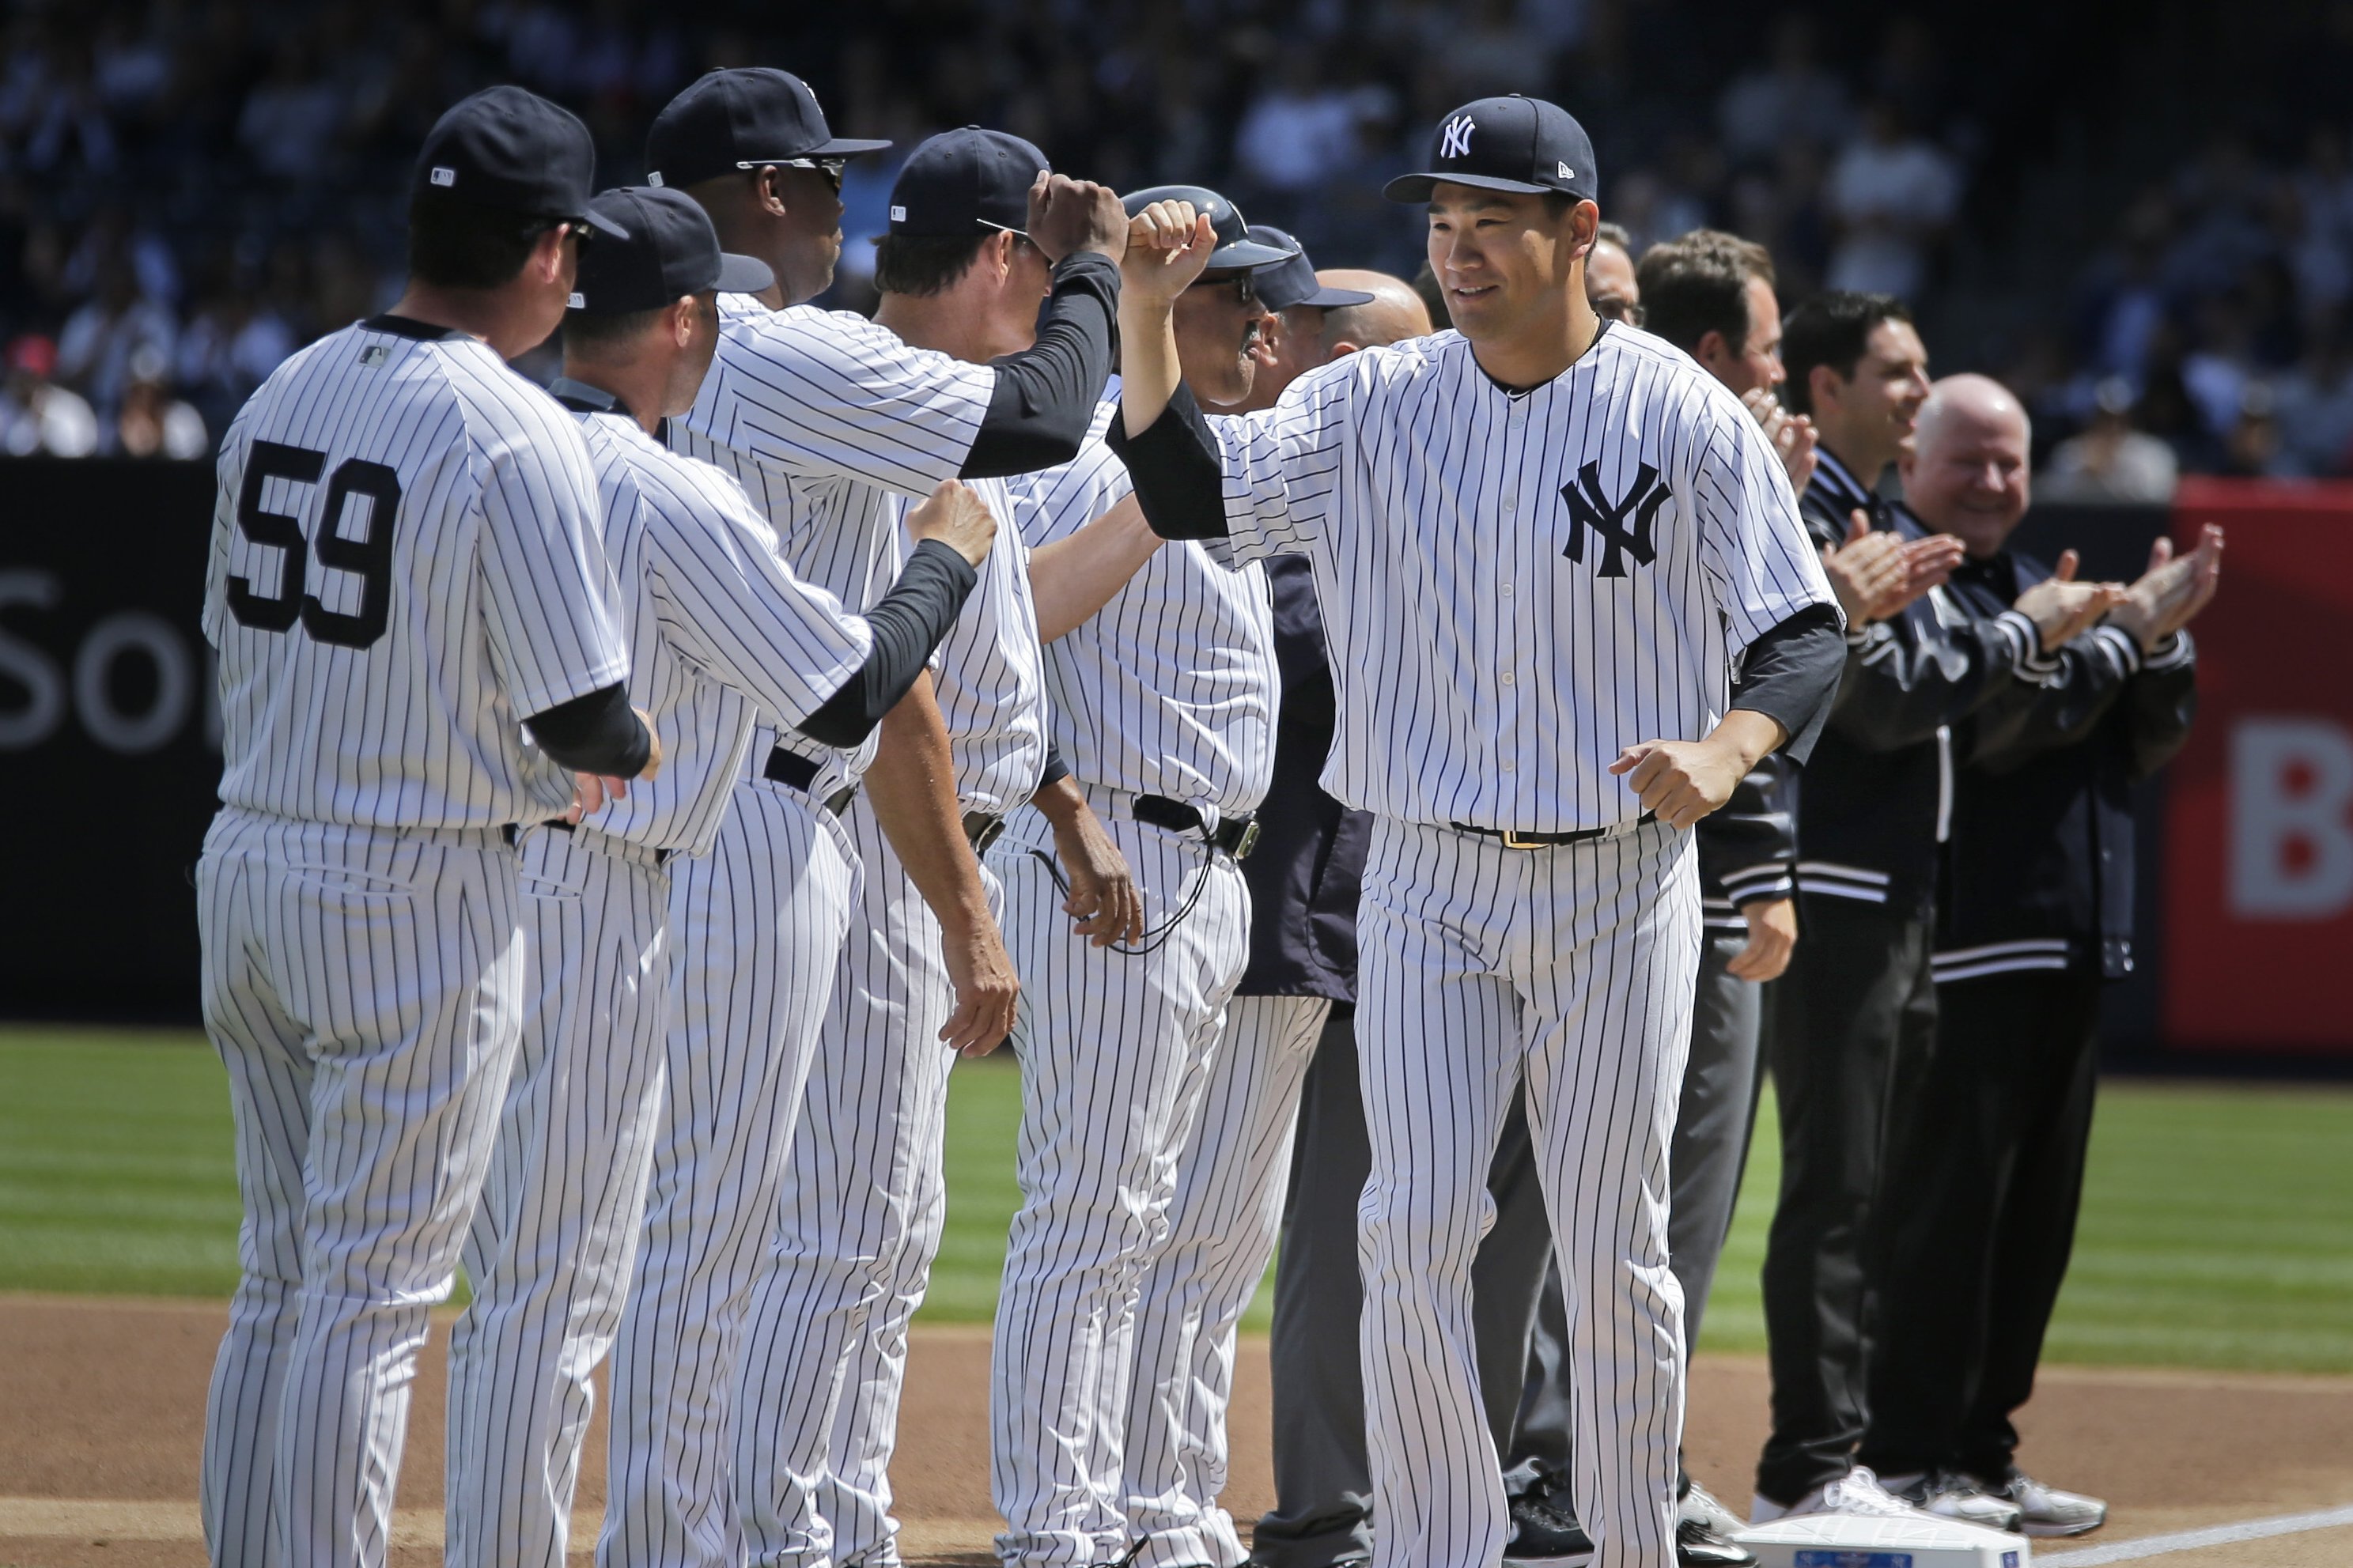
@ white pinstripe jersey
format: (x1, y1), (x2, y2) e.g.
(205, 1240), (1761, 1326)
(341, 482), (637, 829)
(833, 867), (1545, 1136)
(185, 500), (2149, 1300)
(673, 295), (1043, 809)
(1006, 398), (1276, 819)
(529, 410), (876, 856)
(202, 316), (628, 829)
(1209, 324), (1836, 833)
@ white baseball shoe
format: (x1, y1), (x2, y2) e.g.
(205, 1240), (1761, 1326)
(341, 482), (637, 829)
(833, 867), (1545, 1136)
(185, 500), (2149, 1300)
(1976, 1470), (2109, 1537)
(1750, 1465), (1928, 1525)
(1878, 1469), (2026, 1532)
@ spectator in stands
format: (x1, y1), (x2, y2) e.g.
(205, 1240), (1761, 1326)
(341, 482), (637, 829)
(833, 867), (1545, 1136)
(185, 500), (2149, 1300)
(2039, 378), (2179, 503)
(236, 38), (345, 183)
(1235, 50), (1364, 198)
(1824, 97), (1959, 300)
(55, 258), (174, 416)
(1716, 14), (1848, 164)
(0, 334), (97, 457)
(108, 343), (208, 459)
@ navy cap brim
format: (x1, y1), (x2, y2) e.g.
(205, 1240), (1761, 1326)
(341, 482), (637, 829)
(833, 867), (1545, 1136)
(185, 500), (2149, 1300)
(1382, 171), (1560, 203)
(1207, 236), (1299, 270)
(1293, 283), (1376, 308)
(808, 137), (894, 157)
(582, 208), (633, 240)
(715, 252), (774, 293)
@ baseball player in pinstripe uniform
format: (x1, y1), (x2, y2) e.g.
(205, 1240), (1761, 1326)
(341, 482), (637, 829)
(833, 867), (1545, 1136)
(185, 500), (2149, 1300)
(600, 70), (1129, 1568)
(443, 183), (997, 1568)
(733, 128), (1159, 1568)
(1113, 96), (1847, 1568)
(195, 89), (653, 1568)
(1103, 236), (1386, 1568)
(984, 184), (1289, 1568)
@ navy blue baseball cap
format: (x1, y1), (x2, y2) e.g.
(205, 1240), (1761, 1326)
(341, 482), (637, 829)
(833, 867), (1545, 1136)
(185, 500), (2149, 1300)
(567, 187), (773, 313)
(1383, 94), (1598, 204)
(645, 68), (891, 191)
(1246, 225), (1375, 312)
(889, 127), (1047, 237)
(414, 86), (629, 238)
(1122, 185), (1296, 273)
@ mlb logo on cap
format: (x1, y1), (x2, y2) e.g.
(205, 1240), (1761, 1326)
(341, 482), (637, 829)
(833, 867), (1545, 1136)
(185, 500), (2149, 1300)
(430, 166), (456, 187)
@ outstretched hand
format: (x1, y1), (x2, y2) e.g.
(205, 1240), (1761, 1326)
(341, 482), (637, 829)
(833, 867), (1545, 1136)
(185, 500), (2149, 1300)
(1121, 200), (1217, 305)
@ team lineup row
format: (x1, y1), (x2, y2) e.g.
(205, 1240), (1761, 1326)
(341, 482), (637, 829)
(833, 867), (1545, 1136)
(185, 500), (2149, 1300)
(190, 61), (2219, 1568)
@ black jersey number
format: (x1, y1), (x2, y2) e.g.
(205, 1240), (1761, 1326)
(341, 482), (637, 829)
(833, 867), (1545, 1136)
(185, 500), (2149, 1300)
(225, 441), (403, 649)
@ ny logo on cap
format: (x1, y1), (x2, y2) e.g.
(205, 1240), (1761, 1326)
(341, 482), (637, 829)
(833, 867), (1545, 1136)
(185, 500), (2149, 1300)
(429, 167), (456, 187)
(1440, 115), (1476, 159)
(1560, 460), (1670, 578)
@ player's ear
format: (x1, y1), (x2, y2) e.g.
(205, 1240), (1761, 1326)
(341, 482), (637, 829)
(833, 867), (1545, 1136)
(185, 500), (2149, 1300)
(1695, 329), (1728, 369)
(1808, 361), (1840, 415)
(671, 296), (698, 349)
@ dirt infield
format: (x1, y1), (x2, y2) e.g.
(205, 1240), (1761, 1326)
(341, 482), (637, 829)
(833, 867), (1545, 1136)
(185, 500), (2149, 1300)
(4, 1295), (2350, 1567)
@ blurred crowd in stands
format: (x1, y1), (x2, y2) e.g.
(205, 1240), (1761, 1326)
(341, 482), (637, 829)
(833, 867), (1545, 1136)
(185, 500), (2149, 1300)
(2, 0), (2348, 496)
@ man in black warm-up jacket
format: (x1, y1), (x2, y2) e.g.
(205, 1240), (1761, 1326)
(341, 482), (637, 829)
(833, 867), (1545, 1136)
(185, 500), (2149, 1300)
(1754, 296), (2123, 1532)
(1857, 375), (2219, 1540)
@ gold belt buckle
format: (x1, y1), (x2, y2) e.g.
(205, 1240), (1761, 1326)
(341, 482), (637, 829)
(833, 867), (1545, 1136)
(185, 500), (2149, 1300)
(1500, 829), (1550, 850)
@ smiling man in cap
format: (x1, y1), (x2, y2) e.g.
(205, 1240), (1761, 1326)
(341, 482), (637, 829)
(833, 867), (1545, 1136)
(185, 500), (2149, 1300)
(1111, 94), (1845, 1568)
(444, 182), (998, 1568)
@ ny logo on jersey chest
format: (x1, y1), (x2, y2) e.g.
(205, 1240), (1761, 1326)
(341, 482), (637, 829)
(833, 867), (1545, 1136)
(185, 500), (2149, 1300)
(1559, 460), (1669, 578)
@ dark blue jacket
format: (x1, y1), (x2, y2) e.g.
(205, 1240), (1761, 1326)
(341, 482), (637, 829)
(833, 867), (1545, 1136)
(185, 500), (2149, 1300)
(1791, 450), (2049, 916)
(1239, 554), (1372, 1001)
(1939, 550), (2198, 981)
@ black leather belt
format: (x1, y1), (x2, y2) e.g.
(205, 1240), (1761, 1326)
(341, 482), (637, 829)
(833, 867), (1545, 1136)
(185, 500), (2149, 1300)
(963, 810), (1005, 854)
(765, 745), (858, 817)
(1449, 811), (1654, 850)
(1135, 794), (1259, 860)
(537, 817), (674, 863)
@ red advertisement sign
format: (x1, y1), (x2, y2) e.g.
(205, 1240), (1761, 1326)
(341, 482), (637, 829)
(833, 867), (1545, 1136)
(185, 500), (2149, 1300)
(2162, 478), (2353, 1053)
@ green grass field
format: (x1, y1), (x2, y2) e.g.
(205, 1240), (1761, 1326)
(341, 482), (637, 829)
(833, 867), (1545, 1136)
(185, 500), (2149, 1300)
(3, 1027), (2349, 1371)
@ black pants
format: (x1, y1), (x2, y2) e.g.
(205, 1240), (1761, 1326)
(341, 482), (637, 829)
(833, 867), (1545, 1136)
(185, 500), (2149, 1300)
(1756, 895), (1937, 1504)
(1859, 965), (2103, 1483)
(1251, 1007), (1549, 1568)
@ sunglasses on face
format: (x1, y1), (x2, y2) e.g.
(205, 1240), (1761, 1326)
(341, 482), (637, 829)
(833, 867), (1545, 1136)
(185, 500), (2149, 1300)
(1191, 274), (1262, 311)
(780, 156), (847, 194)
(1592, 294), (1644, 327)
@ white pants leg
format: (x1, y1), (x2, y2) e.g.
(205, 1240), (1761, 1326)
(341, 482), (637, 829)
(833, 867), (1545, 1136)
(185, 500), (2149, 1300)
(447, 826), (672, 1568)
(599, 781), (857, 1568)
(1356, 818), (1696, 1568)
(736, 792), (977, 1568)
(988, 798), (1251, 1568)
(1122, 992), (1330, 1568)
(196, 810), (524, 1568)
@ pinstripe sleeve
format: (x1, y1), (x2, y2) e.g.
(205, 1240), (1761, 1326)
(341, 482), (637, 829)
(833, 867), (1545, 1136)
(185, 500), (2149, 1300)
(1690, 386), (1840, 653)
(201, 400), (254, 651)
(1209, 355), (1360, 564)
(641, 455), (875, 731)
(475, 409), (632, 719)
(708, 308), (995, 498)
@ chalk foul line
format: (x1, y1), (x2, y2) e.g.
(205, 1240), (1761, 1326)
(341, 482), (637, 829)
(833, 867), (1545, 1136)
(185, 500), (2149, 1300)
(2037, 1502), (2353, 1565)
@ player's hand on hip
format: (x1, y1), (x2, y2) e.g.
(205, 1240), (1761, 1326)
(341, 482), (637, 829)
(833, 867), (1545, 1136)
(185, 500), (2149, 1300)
(1027, 172), (1129, 266)
(1725, 895), (1798, 982)
(634, 706), (663, 780)
(1121, 202), (1216, 305)
(940, 911), (1020, 1056)
(1610, 736), (1747, 829)
(1048, 803), (1145, 946)
(908, 478), (997, 566)
(569, 772), (624, 820)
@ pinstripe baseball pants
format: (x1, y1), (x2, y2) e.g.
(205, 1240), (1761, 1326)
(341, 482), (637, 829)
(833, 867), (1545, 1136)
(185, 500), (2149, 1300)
(1121, 992), (1331, 1568)
(196, 810), (524, 1568)
(735, 792), (1000, 1568)
(446, 825), (673, 1568)
(1355, 817), (1698, 1568)
(598, 779), (859, 1568)
(986, 792), (1252, 1568)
